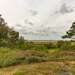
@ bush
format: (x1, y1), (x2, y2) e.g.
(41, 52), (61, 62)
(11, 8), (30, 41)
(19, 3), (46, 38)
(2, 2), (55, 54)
(57, 41), (64, 48)
(45, 43), (57, 49)
(25, 56), (48, 64)
(0, 56), (26, 67)
(59, 41), (75, 50)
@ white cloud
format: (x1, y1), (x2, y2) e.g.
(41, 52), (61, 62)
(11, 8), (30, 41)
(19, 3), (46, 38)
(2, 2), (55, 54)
(0, 0), (75, 40)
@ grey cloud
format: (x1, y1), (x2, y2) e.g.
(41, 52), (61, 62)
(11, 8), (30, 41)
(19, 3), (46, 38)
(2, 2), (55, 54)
(60, 3), (74, 14)
(55, 3), (74, 15)
(30, 10), (38, 16)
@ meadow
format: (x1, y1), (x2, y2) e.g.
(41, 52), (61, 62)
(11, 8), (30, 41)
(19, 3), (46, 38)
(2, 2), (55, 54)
(0, 40), (75, 75)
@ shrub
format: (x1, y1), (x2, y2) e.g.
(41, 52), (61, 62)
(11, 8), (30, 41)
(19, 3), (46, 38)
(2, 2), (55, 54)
(59, 41), (75, 50)
(57, 41), (64, 48)
(0, 56), (26, 67)
(45, 43), (57, 49)
(25, 56), (48, 64)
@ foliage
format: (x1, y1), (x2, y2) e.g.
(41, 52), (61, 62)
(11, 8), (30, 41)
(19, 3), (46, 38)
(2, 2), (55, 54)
(0, 15), (20, 47)
(62, 22), (75, 38)
(18, 41), (58, 51)
(57, 40), (75, 50)
(25, 56), (48, 64)
(0, 48), (26, 67)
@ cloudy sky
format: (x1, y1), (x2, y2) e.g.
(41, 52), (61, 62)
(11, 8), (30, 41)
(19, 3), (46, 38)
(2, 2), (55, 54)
(0, 0), (75, 40)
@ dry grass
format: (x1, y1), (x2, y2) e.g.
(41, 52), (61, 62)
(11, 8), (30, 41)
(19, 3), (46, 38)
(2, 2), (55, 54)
(0, 61), (75, 75)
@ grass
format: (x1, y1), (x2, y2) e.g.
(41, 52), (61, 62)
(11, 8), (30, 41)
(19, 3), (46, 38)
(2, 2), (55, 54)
(0, 48), (49, 67)
(0, 47), (75, 75)
(0, 61), (75, 75)
(0, 48), (25, 67)
(0, 47), (75, 68)
(13, 62), (75, 75)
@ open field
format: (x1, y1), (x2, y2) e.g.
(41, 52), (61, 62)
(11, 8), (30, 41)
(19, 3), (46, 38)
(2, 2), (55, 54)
(0, 48), (75, 75)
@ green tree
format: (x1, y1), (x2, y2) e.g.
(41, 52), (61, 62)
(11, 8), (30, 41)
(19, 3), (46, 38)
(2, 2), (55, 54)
(62, 22), (75, 39)
(0, 14), (19, 47)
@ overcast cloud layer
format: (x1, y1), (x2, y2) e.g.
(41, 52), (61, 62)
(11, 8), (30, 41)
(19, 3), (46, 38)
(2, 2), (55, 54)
(0, 0), (75, 40)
